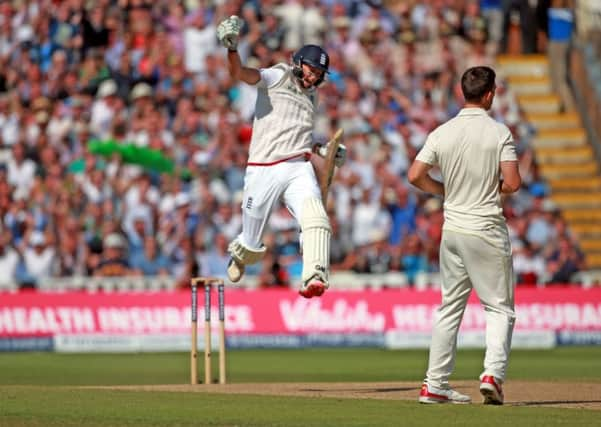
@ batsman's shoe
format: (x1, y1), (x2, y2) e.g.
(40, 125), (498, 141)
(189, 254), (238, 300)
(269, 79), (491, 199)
(480, 375), (504, 405)
(418, 382), (471, 404)
(299, 276), (327, 299)
(227, 258), (244, 283)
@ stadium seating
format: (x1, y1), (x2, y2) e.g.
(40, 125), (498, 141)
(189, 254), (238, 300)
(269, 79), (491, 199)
(499, 53), (601, 270)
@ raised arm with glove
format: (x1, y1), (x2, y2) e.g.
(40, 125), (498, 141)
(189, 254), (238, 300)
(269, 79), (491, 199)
(216, 15), (242, 51)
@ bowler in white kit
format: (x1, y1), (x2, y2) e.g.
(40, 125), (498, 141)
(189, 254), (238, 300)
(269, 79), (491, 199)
(408, 66), (521, 405)
(216, 16), (346, 298)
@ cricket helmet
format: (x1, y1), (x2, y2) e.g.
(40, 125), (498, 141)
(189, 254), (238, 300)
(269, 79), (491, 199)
(292, 44), (329, 86)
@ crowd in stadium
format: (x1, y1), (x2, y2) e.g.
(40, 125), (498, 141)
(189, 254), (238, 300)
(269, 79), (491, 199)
(0, 0), (586, 290)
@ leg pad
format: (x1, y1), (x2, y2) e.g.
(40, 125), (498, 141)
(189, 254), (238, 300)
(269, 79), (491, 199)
(300, 197), (331, 284)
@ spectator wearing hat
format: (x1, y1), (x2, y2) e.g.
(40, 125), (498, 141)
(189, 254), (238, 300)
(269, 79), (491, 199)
(93, 232), (132, 277)
(130, 82), (153, 105)
(90, 78), (119, 138)
(19, 230), (55, 287)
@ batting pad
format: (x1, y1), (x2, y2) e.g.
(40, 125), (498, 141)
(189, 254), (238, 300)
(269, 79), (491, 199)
(228, 239), (266, 265)
(300, 197), (331, 284)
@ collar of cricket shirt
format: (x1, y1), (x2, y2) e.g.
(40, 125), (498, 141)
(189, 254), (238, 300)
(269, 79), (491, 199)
(457, 107), (488, 116)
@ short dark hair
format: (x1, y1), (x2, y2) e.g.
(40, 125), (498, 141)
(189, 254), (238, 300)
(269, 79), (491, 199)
(461, 66), (496, 102)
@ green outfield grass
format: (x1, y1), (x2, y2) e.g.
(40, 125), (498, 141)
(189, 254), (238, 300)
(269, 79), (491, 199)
(1, 347), (600, 426)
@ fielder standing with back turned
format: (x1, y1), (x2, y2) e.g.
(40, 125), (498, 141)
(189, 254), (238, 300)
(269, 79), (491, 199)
(408, 66), (521, 405)
(215, 16), (346, 298)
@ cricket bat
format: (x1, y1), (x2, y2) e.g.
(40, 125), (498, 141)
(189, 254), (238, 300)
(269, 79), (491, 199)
(319, 128), (344, 206)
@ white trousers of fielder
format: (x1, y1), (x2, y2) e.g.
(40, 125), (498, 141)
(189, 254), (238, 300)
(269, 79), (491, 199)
(426, 226), (515, 388)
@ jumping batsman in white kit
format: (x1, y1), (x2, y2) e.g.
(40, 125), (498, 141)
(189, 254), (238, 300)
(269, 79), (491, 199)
(408, 66), (521, 405)
(216, 16), (346, 298)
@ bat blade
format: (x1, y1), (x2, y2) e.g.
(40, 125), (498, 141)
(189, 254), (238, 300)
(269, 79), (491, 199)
(319, 128), (344, 206)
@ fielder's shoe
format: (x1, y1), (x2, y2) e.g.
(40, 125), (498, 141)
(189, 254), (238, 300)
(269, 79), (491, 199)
(227, 258), (244, 283)
(418, 382), (472, 404)
(299, 276), (327, 299)
(480, 375), (504, 405)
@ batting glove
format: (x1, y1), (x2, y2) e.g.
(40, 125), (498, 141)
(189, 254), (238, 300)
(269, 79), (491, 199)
(316, 143), (347, 167)
(217, 15), (243, 50)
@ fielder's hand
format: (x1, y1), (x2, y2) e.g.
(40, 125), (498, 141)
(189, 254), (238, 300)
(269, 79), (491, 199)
(316, 142), (347, 167)
(217, 15), (243, 50)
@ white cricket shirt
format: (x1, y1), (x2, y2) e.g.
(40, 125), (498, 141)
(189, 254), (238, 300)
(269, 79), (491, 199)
(415, 107), (517, 231)
(248, 63), (317, 164)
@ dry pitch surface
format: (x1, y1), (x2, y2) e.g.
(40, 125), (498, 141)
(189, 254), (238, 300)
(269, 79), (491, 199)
(100, 381), (601, 410)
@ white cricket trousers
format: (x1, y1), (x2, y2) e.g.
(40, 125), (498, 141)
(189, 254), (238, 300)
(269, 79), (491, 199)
(237, 158), (321, 250)
(426, 226), (516, 388)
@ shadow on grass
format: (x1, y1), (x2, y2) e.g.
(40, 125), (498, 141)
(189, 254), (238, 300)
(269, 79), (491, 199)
(510, 400), (601, 407)
(299, 386), (419, 393)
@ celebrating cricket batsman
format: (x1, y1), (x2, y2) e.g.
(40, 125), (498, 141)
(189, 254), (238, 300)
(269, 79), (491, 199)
(216, 16), (346, 298)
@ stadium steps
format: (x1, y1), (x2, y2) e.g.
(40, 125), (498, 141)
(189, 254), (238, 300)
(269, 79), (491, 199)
(562, 208), (601, 221)
(547, 177), (601, 192)
(517, 94), (562, 114)
(570, 224), (601, 237)
(506, 75), (552, 95)
(550, 193), (601, 209)
(538, 161), (598, 179)
(497, 54), (549, 77)
(500, 53), (601, 271)
(525, 112), (580, 129)
(531, 129), (587, 148)
(533, 146), (594, 164)
(584, 253), (601, 269)
(579, 238), (601, 251)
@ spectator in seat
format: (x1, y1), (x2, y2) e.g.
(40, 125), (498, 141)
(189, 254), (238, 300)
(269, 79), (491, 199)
(400, 233), (429, 286)
(7, 142), (36, 199)
(130, 236), (171, 276)
(546, 236), (585, 284)
(258, 252), (291, 288)
(93, 232), (132, 277)
(20, 230), (55, 288)
(513, 240), (546, 286)
(195, 233), (230, 280)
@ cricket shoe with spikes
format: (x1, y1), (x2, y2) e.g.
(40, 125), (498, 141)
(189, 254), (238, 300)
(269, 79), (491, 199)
(480, 375), (504, 405)
(299, 275), (327, 298)
(418, 382), (472, 404)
